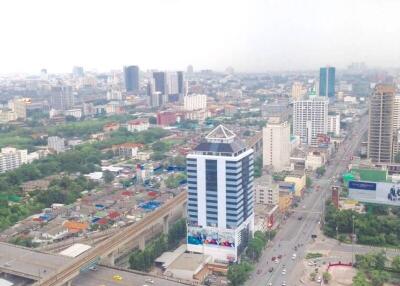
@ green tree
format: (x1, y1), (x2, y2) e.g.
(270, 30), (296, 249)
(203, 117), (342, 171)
(323, 272), (332, 284)
(309, 272), (316, 281)
(391, 255), (400, 272)
(152, 141), (168, 152)
(253, 157), (262, 178)
(227, 262), (253, 286)
(306, 176), (312, 188)
(316, 166), (326, 176)
(370, 270), (390, 286)
(353, 272), (370, 286)
(103, 171), (115, 184)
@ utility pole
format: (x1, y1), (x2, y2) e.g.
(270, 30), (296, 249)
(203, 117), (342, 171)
(352, 215), (355, 265)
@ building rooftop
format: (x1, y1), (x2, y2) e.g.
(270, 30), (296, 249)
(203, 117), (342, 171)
(194, 125), (246, 154)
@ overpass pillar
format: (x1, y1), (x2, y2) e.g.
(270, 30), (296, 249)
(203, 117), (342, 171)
(65, 281), (72, 286)
(139, 235), (146, 250)
(182, 202), (187, 218)
(163, 215), (169, 234)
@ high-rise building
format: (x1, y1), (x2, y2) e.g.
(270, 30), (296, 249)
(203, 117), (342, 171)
(186, 125), (254, 262)
(291, 82), (306, 101)
(123, 66), (139, 93)
(262, 118), (291, 171)
(293, 97), (329, 146)
(368, 84), (395, 163)
(72, 66), (84, 78)
(319, 66), (336, 97)
(327, 113), (341, 137)
(183, 94), (207, 111)
(153, 71), (167, 95)
(392, 95), (400, 160)
(49, 86), (74, 111)
(0, 147), (28, 173)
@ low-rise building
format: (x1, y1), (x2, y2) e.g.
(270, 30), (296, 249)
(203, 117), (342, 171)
(157, 111), (177, 126)
(284, 172), (306, 197)
(103, 122), (120, 133)
(0, 147), (28, 173)
(254, 178), (279, 205)
(305, 150), (325, 170)
(65, 108), (83, 119)
(48, 136), (65, 153)
(278, 190), (293, 213)
(127, 118), (149, 132)
(112, 143), (143, 158)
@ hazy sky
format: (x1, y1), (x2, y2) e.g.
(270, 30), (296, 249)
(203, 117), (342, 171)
(1, 0), (400, 74)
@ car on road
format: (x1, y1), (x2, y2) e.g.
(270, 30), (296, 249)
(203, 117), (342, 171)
(257, 269), (262, 274)
(282, 268), (286, 275)
(268, 267), (274, 272)
(298, 216), (303, 220)
(278, 254), (282, 259)
(281, 281), (286, 286)
(275, 259), (279, 264)
(268, 283), (272, 286)
(292, 253), (297, 260)
(272, 256), (276, 261)
(317, 277), (322, 283)
(112, 275), (123, 281)
(145, 278), (154, 284)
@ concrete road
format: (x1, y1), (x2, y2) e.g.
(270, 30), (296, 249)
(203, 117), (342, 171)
(246, 113), (369, 286)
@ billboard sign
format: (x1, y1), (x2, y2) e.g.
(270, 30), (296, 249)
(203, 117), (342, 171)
(348, 180), (400, 205)
(187, 226), (235, 248)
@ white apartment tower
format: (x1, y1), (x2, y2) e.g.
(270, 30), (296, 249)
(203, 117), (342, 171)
(293, 97), (329, 146)
(186, 125), (254, 262)
(291, 82), (306, 101)
(183, 94), (207, 111)
(48, 136), (65, 153)
(262, 118), (291, 171)
(328, 113), (341, 137)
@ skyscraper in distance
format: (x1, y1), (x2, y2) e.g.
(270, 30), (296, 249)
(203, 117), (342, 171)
(368, 84), (395, 163)
(186, 125), (254, 262)
(319, 66), (335, 97)
(153, 71), (167, 95)
(123, 65), (139, 93)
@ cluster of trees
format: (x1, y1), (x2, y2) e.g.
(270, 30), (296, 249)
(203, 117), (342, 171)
(128, 219), (187, 272)
(246, 231), (268, 261)
(353, 251), (391, 286)
(35, 176), (96, 207)
(324, 202), (400, 247)
(165, 173), (187, 189)
(129, 234), (168, 272)
(253, 157), (262, 178)
(227, 262), (253, 286)
(8, 236), (38, 248)
(316, 166), (326, 176)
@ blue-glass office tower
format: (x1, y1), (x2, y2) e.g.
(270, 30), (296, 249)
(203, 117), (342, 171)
(186, 125), (254, 262)
(123, 65), (139, 93)
(319, 66), (335, 97)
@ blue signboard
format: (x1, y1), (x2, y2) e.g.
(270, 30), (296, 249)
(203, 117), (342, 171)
(349, 181), (376, 191)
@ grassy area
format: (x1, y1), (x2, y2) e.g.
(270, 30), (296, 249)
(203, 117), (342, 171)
(306, 252), (323, 259)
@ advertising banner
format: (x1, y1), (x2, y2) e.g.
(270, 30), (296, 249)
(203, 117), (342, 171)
(187, 226), (235, 248)
(348, 180), (400, 205)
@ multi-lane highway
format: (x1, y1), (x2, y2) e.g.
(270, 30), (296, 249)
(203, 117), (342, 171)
(246, 113), (369, 286)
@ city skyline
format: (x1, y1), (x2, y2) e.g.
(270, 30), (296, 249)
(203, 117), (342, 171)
(0, 0), (400, 74)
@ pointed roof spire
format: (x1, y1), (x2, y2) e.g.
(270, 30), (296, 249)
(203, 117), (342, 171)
(205, 125), (236, 143)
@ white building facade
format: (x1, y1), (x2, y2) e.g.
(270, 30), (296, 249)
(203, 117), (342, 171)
(186, 125), (254, 263)
(293, 97), (329, 146)
(0, 147), (28, 173)
(48, 136), (65, 153)
(183, 94), (207, 111)
(262, 118), (291, 171)
(327, 113), (340, 137)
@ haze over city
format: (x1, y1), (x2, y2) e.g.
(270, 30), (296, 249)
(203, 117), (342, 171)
(2, 1), (400, 286)
(1, 0), (400, 74)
